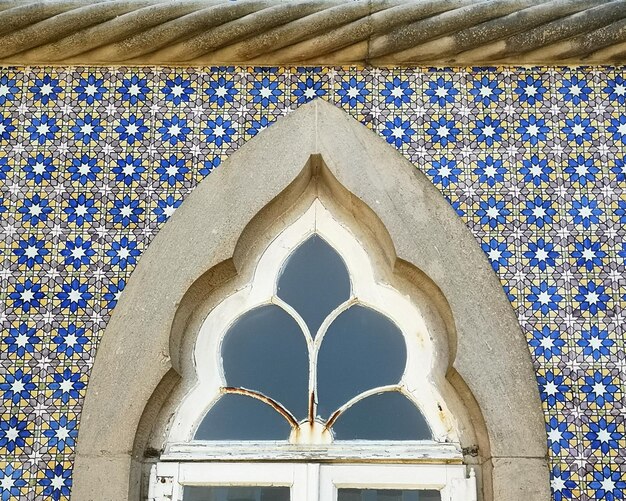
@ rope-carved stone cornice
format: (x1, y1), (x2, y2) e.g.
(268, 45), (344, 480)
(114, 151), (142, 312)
(0, 0), (625, 66)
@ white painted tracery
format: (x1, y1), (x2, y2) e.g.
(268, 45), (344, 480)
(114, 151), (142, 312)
(167, 199), (461, 451)
(152, 199), (476, 500)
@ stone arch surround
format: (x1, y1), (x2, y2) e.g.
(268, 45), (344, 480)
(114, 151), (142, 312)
(73, 99), (549, 500)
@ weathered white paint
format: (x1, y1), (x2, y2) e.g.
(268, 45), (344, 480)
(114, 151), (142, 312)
(152, 198), (475, 499)
(151, 462), (309, 501)
(162, 441), (463, 463)
(151, 462), (476, 501)
(168, 199), (461, 449)
(319, 464), (476, 501)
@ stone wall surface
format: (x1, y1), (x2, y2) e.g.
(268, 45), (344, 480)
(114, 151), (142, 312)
(0, 65), (624, 500)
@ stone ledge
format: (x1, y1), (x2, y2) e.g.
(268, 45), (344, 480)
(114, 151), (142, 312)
(0, 0), (624, 66)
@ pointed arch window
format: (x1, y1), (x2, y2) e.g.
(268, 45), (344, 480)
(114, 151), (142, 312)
(151, 200), (476, 501)
(75, 101), (548, 501)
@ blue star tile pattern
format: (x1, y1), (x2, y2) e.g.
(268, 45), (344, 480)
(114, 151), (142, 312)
(0, 65), (625, 499)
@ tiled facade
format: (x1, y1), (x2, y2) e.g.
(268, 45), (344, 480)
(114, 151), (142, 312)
(0, 66), (624, 500)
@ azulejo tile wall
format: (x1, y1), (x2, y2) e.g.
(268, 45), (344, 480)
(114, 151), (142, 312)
(0, 65), (624, 500)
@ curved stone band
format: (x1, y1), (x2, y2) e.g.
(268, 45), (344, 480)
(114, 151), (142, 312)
(0, 0), (624, 65)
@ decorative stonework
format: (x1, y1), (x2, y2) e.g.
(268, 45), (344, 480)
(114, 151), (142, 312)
(74, 102), (547, 500)
(0, 0), (625, 66)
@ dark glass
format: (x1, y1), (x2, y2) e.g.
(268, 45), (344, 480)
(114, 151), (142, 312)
(222, 304), (309, 419)
(332, 391), (432, 440)
(183, 486), (290, 501)
(195, 394), (291, 440)
(316, 305), (406, 417)
(338, 489), (441, 501)
(277, 235), (351, 337)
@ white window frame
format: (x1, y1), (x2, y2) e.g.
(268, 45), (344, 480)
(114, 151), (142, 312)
(150, 462), (309, 501)
(152, 198), (476, 500)
(150, 462), (476, 501)
(319, 464), (476, 501)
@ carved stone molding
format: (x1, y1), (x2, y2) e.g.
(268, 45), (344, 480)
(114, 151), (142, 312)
(74, 99), (548, 500)
(0, 0), (624, 66)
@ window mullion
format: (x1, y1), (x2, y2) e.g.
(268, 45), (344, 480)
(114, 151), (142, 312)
(303, 463), (320, 501)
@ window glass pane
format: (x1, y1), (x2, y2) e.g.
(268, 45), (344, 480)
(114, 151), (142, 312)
(222, 304), (309, 419)
(277, 235), (350, 337)
(316, 305), (406, 418)
(183, 486), (290, 501)
(195, 394), (291, 440)
(332, 391), (431, 440)
(338, 489), (441, 501)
